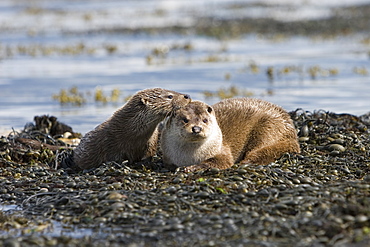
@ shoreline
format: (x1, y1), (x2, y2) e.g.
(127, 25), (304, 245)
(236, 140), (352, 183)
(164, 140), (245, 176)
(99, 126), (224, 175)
(2, 108), (369, 138)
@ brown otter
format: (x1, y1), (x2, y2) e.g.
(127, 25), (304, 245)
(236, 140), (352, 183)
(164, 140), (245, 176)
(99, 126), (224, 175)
(161, 100), (223, 168)
(161, 98), (300, 172)
(73, 88), (191, 170)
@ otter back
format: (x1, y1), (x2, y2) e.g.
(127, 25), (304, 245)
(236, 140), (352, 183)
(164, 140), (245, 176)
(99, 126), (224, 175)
(213, 98), (300, 165)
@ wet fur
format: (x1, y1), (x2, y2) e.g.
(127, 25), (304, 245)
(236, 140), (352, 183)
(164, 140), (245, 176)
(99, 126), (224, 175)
(214, 98), (300, 165)
(73, 88), (190, 170)
(161, 98), (300, 172)
(161, 101), (223, 167)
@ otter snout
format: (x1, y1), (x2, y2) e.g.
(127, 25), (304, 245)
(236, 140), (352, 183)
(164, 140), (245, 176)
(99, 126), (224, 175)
(192, 126), (202, 134)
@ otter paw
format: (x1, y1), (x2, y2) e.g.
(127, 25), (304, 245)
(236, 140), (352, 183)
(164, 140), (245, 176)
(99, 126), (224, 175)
(184, 163), (211, 173)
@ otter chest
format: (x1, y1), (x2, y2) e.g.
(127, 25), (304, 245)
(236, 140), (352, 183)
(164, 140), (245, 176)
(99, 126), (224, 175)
(167, 138), (222, 167)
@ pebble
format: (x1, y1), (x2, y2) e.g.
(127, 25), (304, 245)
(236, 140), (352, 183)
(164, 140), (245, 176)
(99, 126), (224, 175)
(4, 239), (20, 247)
(107, 192), (125, 200)
(172, 177), (182, 184)
(355, 215), (368, 223)
(237, 169), (248, 175)
(165, 195), (177, 202)
(299, 137), (310, 142)
(326, 144), (346, 152)
(195, 191), (210, 199)
(208, 167), (220, 174)
(38, 188), (49, 193)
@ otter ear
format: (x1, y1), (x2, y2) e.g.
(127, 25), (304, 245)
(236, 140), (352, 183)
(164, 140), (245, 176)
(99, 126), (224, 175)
(207, 106), (213, 113)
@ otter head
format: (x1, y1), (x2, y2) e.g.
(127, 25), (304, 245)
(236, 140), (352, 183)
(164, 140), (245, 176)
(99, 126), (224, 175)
(169, 101), (216, 142)
(140, 88), (191, 115)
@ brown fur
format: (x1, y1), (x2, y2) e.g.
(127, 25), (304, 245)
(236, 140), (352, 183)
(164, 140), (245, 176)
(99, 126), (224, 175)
(161, 98), (300, 172)
(161, 101), (223, 167)
(73, 88), (191, 170)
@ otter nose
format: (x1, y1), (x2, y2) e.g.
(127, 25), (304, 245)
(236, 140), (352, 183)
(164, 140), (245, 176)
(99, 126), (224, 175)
(184, 94), (191, 100)
(192, 126), (202, 133)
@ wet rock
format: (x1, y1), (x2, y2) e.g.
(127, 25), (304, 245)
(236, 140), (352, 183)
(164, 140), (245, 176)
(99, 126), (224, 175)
(326, 144), (346, 152)
(4, 239), (20, 247)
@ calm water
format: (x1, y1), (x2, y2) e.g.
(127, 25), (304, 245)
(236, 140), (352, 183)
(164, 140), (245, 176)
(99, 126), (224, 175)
(1, 0), (369, 134)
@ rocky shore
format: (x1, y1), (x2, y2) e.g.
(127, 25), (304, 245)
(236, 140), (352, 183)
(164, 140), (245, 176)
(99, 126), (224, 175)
(0, 109), (369, 247)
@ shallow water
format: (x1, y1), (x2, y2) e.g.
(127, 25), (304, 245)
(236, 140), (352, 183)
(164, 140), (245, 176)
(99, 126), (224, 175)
(0, 203), (95, 238)
(0, 204), (20, 212)
(0, 0), (369, 134)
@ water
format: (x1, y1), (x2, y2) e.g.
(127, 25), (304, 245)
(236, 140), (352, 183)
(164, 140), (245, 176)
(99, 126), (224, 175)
(0, 203), (94, 238)
(0, 204), (20, 212)
(0, 0), (369, 134)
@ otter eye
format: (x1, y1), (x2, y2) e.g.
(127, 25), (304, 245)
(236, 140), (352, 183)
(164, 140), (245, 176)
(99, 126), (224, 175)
(183, 118), (189, 123)
(203, 119), (208, 123)
(167, 95), (173, 99)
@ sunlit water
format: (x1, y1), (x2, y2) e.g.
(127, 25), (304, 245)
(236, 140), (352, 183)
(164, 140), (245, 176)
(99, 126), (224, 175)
(0, 0), (369, 134)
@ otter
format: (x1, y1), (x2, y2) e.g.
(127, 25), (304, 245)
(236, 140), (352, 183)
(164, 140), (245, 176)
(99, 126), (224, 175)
(73, 88), (191, 170)
(161, 101), (223, 168)
(161, 98), (300, 172)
